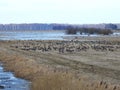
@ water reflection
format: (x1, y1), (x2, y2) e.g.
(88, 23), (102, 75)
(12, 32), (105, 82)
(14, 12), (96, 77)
(0, 64), (30, 90)
(0, 30), (119, 40)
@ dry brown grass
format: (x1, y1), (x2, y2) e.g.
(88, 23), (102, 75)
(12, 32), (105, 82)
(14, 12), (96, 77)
(0, 40), (120, 90)
(32, 72), (120, 90)
(0, 51), (120, 90)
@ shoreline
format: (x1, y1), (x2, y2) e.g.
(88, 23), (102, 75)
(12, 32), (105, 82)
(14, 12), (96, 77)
(0, 63), (30, 90)
(0, 30), (120, 41)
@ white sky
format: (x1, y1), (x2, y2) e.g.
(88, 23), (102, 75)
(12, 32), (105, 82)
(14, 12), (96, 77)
(0, 0), (120, 24)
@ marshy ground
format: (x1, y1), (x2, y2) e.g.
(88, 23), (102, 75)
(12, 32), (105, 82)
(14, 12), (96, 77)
(0, 36), (120, 90)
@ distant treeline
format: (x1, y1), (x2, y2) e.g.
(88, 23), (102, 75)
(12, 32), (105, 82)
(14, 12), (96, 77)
(0, 24), (70, 30)
(0, 24), (53, 30)
(0, 23), (118, 30)
(66, 27), (113, 35)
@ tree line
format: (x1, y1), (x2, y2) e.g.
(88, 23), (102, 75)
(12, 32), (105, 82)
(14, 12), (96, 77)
(66, 27), (113, 35)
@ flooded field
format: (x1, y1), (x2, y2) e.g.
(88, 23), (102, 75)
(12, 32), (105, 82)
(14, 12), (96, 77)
(0, 64), (30, 90)
(0, 30), (119, 40)
(0, 30), (66, 40)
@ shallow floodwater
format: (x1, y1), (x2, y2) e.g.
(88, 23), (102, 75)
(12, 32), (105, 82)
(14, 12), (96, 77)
(0, 30), (119, 40)
(0, 30), (100, 40)
(0, 30), (66, 40)
(0, 64), (30, 90)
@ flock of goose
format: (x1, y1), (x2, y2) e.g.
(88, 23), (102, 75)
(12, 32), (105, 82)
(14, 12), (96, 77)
(10, 40), (120, 53)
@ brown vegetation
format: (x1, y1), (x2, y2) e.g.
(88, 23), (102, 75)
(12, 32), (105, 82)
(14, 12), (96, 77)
(0, 38), (120, 90)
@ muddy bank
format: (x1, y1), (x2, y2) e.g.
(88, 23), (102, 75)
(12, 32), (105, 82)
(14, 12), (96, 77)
(0, 38), (120, 90)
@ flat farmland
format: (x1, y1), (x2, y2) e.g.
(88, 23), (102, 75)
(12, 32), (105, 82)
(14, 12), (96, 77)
(0, 36), (120, 90)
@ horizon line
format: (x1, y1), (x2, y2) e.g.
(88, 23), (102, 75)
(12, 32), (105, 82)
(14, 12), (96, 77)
(0, 23), (119, 25)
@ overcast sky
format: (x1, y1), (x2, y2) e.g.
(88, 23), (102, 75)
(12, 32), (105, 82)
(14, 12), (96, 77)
(0, 0), (120, 24)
